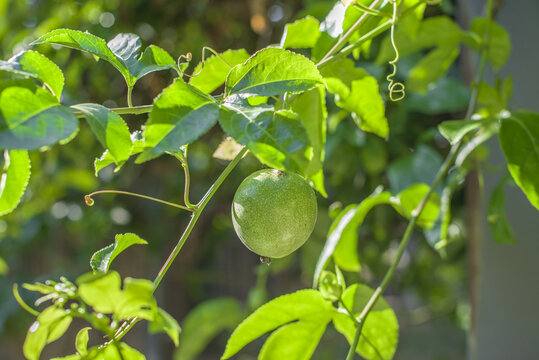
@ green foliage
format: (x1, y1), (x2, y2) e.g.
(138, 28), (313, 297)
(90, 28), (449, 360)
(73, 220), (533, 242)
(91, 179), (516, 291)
(488, 175), (516, 244)
(499, 110), (539, 210)
(280, 16), (321, 49)
(90, 233), (148, 273)
(0, 150), (31, 216)
(23, 306), (72, 360)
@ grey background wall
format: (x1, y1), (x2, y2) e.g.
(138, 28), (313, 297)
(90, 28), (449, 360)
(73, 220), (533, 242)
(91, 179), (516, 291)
(467, 0), (539, 359)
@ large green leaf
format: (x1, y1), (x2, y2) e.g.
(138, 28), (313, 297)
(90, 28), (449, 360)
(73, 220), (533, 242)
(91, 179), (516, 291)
(90, 233), (148, 273)
(224, 48), (323, 98)
(33, 30), (178, 89)
(289, 85), (327, 196)
(0, 50), (64, 99)
(0, 150), (31, 216)
(499, 110), (539, 210)
(469, 17), (511, 70)
(333, 284), (399, 360)
(0, 87), (78, 150)
(407, 43), (460, 93)
(175, 298), (243, 360)
(219, 102), (311, 174)
(313, 188), (392, 287)
(280, 16), (321, 49)
(189, 49), (250, 94)
(221, 289), (334, 359)
(72, 104), (133, 165)
(137, 78), (220, 163)
(23, 306), (72, 360)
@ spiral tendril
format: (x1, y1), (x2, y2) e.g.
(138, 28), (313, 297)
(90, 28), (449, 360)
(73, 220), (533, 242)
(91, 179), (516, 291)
(177, 46), (233, 79)
(386, 0), (405, 101)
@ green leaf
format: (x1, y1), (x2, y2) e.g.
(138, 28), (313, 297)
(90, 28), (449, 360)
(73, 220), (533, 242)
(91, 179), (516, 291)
(407, 43), (460, 93)
(333, 284), (398, 360)
(387, 144), (442, 193)
(0, 150), (31, 216)
(75, 327), (90, 355)
(115, 277), (155, 320)
(488, 175), (516, 244)
(72, 104), (133, 164)
(33, 30), (178, 89)
(0, 87), (78, 150)
(33, 29), (125, 76)
(391, 183), (441, 229)
(175, 298), (242, 360)
(80, 342), (146, 360)
(0, 256), (7, 275)
(259, 318), (329, 360)
(321, 57), (369, 95)
(313, 188), (392, 287)
(438, 118), (489, 145)
(318, 271), (343, 302)
(78, 271), (122, 314)
(289, 85), (327, 196)
(221, 290), (334, 359)
(23, 306), (72, 360)
(90, 233), (148, 273)
(107, 33), (179, 87)
(280, 16), (321, 49)
(0, 50), (64, 100)
(499, 110), (539, 210)
(189, 49), (250, 94)
(469, 18), (511, 70)
(149, 307), (181, 347)
(94, 132), (145, 175)
(137, 78), (220, 163)
(224, 48), (323, 98)
(345, 77), (388, 139)
(406, 77), (470, 115)
(219, 102), (311, 174)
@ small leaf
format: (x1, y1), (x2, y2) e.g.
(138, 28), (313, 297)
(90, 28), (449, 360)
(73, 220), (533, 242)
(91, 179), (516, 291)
(289, 85), (327, 196)
(470, 18), (511, 70)
(90, 233), (148, 273)
(75, 327), (91, 355)
(149, 307), (181, 347)
(221, 290), (334, 359)
(499, 110), (539, 210)
(438, 118), (490, 145)
(72, 104), (133, 164)
(313, 188), (391, 287)
(137, 78), (220, 163)
(318, 271), (342, 302)
(189, 49), (250, 94)
(259, 318), (329, 360)
(488, 175), (516, 244)
(391, 183), (441, 229)
(0, 50), (64, 100)
(0, 150), (31, 216)
(78, 271), (122, 314)
(224, 48), (323, 98)
(219, 102), (311, 174)
(0, 87), (78, 150)
(175, 298), (242, 360)
(333, 284), (398, 360)
(23, 306), (72, 360)
(280, 16), (321, 49)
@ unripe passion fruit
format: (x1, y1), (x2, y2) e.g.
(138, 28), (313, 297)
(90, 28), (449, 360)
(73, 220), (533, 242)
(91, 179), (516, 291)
(231, 169), (317, 259)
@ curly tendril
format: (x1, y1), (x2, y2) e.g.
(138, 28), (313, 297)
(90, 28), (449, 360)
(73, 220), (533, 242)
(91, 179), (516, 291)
(177, 46), (233, 78)
(386, 0), (405, 101)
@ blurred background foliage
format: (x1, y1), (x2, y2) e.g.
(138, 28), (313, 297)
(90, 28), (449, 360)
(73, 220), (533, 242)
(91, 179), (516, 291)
(0, 0), (471, 359)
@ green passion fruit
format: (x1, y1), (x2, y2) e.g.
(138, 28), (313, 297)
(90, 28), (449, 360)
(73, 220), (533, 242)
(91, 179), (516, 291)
(231, 169), (317, 259)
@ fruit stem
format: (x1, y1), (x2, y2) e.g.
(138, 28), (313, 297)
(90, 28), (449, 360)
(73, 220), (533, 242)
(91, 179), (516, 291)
(84, 190), (194, 212)
(111, 147), (248, 342)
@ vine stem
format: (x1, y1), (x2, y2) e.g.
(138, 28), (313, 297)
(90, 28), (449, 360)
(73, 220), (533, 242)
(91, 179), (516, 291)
(111, 147), (248, 341)
(316, 0), (383, 66)
(84, 190), (193, 212)
(127, 86), (134, 108)
(344, 0), (495, 358)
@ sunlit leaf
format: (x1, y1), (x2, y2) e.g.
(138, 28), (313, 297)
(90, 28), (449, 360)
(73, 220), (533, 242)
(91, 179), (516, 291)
(90, 233), (148, 273)
(280, 16), (321, 49)
(23, 306), (72, 360)
(150, 307), (181, 347)
(0, 150), (31, 216)
(390, 183), (441, 229)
